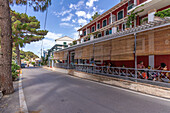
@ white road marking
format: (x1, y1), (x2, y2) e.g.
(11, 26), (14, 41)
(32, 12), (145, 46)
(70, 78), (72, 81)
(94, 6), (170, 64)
(19, 74), (28, 113)
(68, 75), (170, 102)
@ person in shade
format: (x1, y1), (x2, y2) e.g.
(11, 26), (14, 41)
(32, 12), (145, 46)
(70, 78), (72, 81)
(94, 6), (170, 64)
(137, 61), (147, 79)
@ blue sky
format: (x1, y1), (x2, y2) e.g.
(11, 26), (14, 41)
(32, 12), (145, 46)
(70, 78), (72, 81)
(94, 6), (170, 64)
(11, 0), (120, 56)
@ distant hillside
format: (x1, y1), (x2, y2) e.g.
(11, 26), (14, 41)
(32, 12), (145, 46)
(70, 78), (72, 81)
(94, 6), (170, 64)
(12, 48), (39, 61)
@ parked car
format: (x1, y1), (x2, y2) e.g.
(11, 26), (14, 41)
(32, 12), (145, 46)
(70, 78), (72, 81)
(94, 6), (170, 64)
(21, 63), (26, 68)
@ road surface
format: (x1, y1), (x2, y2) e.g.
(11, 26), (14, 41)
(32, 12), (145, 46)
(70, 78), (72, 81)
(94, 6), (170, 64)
(22, 67), (170, 113)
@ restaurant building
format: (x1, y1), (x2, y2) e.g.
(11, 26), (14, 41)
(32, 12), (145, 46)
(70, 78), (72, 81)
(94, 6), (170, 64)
(53, 0), (170, 70)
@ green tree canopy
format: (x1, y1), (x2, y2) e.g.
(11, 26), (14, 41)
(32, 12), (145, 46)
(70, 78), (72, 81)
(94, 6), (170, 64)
(90, 12), (100, 21)
(11, 10), (48, 66)
(9, 0), (51, 12)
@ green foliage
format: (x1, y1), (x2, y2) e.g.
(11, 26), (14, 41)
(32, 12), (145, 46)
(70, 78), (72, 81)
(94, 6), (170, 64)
(12, 47), (39, 61)
(154, 8), (170, 18)
(11, 10), (48, 48)
(140, 17), (148, 24)
(9, 0), (51, 12)
(11, 61), (20, 80)
(126, 5), (144, 28)
(73, 40), (77, 45)
(90, 12), (100, 22)
(41, 55), (49, 65)
(31, 62), (35, 65)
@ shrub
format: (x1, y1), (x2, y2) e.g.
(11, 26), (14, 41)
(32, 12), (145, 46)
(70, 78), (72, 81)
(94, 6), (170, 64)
(155, 8), (170, 18)
(11, 61), (20, 80)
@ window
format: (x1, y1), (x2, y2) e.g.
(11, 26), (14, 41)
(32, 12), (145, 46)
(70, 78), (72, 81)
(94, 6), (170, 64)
(127, 1), (134, 10)
(122, 23), (126, 31)
(109, 29), (112, 34)
(84, 31), (86, 36)
(105, 30), (109, 35)
(63, 42), (67, 45)
(117, 26), (119, 32)
(103, 19), (107, 27)
(92, 26), (95, 32)
(98, 33), (102, 38)
(117, 10), (124, 20)
(128, 4), (133, 10)
(109, 17), (111, 24)
(97, 23), (100, 29)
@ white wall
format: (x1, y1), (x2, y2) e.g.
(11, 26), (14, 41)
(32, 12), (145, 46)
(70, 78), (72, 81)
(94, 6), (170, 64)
(56, 40), (73, 45)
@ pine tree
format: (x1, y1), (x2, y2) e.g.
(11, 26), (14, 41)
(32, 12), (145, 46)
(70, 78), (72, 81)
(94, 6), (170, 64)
(11, 10), (48, 67)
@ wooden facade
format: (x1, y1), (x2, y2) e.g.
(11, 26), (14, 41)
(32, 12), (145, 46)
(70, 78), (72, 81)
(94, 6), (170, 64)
(54, 26), (170, 69)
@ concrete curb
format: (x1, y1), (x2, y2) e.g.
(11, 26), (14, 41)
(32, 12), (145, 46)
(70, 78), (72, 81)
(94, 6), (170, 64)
(43, 66), (170, 99)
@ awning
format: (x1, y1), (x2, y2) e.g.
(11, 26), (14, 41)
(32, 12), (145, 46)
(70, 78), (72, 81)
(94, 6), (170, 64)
(75, 47), (83, 59)
(63, 51), (68, 60)
(111, 35), (134, 61)
(154, 28), (170, 55)
(82, 45), (93, 60)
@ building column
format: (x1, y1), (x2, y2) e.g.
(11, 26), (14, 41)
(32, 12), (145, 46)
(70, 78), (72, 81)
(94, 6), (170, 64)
(96, 22), (98, 30)
(86, 28), (87, 36)
(112, 26), (117, 34)
(148, 31), (155, 69)
(90, 35), (94, 40)
(52, 59), (54, 68)
(81, 38), (84, 43)
(148, 9), (157, 23)
(48, 57), (50, 67)
(77, 40), (80, 44)
(134, 0), (137, 6)
(110, 13), (113, 23)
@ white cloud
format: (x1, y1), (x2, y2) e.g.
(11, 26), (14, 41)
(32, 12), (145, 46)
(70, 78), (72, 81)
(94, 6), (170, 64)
(75, 11), (86, 17)
(53, 9), (72, 17)
(42, 39), (56, 49)
(86, 0), (99, 7)
(69, 0), (84, 10)
(78, 18), (87, 26)
(60, 0), (64, 5)
(99, 9), (104, 13)
(45, 32), (63, 40)
(74, 26), (81, 31)
(75, 11), (92, 19)
(60, 23), (74, 27)
(72, 19), (76, 23)
(93, 6), (97, 11)
(72, 32), (79, 40)
(61, 14), (74, 21)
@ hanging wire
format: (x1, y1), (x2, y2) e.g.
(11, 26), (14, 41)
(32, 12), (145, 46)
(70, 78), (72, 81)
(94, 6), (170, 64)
(41, 7), (48, 57)
(25, 0), (27, 14)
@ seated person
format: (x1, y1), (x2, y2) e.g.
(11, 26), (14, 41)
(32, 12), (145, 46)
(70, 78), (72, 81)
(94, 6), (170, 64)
(137, 61), (145, 69)
(107, 62), (112, 74)
(137, 61), (147, 79)
(157, 63), (170, 82)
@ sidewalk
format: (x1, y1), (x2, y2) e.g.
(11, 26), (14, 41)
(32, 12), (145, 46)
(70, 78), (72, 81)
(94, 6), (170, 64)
(0, 81), (20, 113)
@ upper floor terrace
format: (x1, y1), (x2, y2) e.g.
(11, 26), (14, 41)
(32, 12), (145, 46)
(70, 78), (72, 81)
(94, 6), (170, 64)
(76, 0), (170, 44)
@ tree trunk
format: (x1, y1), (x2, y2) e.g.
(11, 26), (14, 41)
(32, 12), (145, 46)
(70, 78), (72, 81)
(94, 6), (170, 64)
(0, 0), (14, 94)
(16, 44), (21, 67)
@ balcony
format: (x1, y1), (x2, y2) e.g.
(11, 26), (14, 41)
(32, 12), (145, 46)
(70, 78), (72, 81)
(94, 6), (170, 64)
(79, 17), (128, 43)
(128, 0), (169, 16)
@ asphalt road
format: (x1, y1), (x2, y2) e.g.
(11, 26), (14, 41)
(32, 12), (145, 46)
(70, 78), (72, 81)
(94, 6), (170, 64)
(22, 67), (170, 113)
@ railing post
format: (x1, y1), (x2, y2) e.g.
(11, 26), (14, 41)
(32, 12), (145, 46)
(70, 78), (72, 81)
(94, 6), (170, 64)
(126, 69), (128, 77)
(101, 66), (104, 74)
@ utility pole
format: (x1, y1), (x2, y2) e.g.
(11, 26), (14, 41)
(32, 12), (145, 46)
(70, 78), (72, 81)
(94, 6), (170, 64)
(134, 33), (137, 82)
